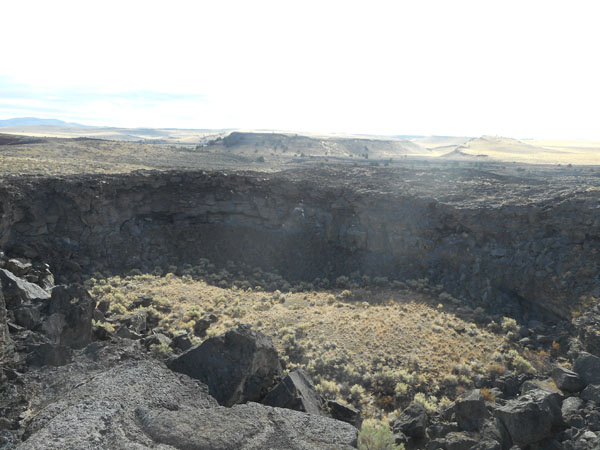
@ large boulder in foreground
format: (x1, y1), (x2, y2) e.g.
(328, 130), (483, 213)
(17, 359), (357, 449)
(262, 368), (325, 416)
(494, 389), (563, 447)
(167, 325), (282, 406)
(136, 402), (357, 450)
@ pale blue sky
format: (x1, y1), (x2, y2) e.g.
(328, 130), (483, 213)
(1, 0), (600, 138)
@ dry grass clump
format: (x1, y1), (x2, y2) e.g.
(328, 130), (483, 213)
(358, 418), (405, 450)
(88, 269), (542, 418)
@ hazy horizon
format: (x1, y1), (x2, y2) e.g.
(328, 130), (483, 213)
(1, 1), (600, 140)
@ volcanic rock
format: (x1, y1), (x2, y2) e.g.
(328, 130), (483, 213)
(46, 285), (95, 348)
(0, 289), (11, 357)
(15, 359), (356, 450)
(552, 366), (584, 392)
(574, 352), (600, 386)
(393, 402), (428, 439)
(167, 325), (282, 406)
(262, 368), (325, 416)
(494, 389), (563, 447)
(0, 269), (50, 309)
(454, 389), (490, 431)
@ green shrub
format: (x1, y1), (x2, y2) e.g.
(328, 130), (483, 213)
(501, 317), (518, 334)
(394, 382), (409, 397)
(110, 303), (127, 315)
(413, 393), (440, 413)
(358, 419), (404, 450)
(150, 343), (171, 358)
(349, 384), (367, 406)
(506, 349), (536, 374)
(339, 290), (353, 300)
(92, 320), (115, 333)
(315, 379), (341, 399)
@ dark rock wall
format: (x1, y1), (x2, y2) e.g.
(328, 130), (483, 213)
(0, 170), (598, 319)
(0, 288), (10, 358)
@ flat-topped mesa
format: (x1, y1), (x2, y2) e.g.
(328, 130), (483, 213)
(0, 166), (598, 320)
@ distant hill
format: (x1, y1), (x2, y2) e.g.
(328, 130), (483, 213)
(0, 117), (88, 127)
(208, 131), (428, 159)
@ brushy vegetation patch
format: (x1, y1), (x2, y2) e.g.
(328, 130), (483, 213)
(87, 265), (546, 422)
(358, 419), (404, 450)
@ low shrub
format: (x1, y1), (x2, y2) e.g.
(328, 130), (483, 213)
(358, 419), (404, 450)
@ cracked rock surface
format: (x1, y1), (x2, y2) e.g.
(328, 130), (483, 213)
(13, 358), (356, 450)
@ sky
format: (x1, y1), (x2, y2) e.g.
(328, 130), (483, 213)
(1, 0), (599, 139)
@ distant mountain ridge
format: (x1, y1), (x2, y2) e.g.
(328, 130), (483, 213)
(0, 117), (88, 127)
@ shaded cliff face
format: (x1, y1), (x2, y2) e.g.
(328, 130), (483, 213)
(0, 167), (598, 319)
(0, 289), (9, 357)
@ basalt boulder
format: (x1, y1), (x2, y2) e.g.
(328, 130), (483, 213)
(26, 342), (73, 367)
(45, 284), (95, 349)
(494, 389), (564, 447)
(453, 389), (491, 432)
(581, 385), (600, 404)
(170, 333), (193, 351)
(16, 359), (358, 449)
(552, 366), (584, 393)
(327, 400), (362, 428)
(5, 258), (32, 278)
(574, 353), (600, 386)
(393, 402), (428, 439)
(262, 368), (325, 416)
(167, 325), (282, 406)
(0, 269), (50, 309)
(193, 313), (218, 337)
(13, 303), (44, 330)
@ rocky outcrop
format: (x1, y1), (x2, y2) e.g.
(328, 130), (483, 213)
(327, 400), (362, 428)
(575, 305), (600, 356)
(494, 389), (564, 447)
(453, 389), (490, 432)
(0, 261), (100, 370)
(0, 288), (10, 358)
(167, 325), (282, 406)
(0, 269), (50, 309)
(387, 383), (600, 450)
(573, 352), (600, 386)
(136, 402), (357, 450)
(262, 368), (325, 416)
(393, 402), (428, 440)
(552, 366), (584, 392)
(562, 397), (585, 427)
(16, 359), (357, 449)
(1, 273), (357, 450)
(46, 285), (95, 348)
(0, 167), (597, 320)
(581, 385), (600, 404)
